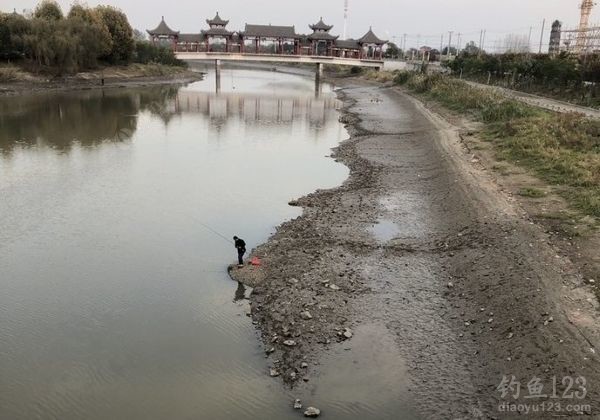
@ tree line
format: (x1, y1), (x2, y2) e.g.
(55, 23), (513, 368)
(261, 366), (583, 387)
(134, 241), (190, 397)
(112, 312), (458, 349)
(446, 52), (600, 86)
(444, 51), (600, 106)
(0, 0), (183, 74)
(385, 39), (599, 88)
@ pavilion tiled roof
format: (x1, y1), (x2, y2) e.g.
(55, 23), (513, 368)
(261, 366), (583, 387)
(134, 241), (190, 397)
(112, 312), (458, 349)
(334, 39), (361, 50)
(358, 27), (387, 45)
(242, 24), (298, 39)
(310, 17), (333, 32)
(207, 12), (229, 26)
(308, 32), (339, 41)
(147, 17), (179, 36)
(202, 27), (232, 36)
(178, 33), (204, 43)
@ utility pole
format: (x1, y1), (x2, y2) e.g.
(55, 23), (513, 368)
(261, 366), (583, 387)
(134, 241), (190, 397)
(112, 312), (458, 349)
(478, 29), (484, 57)
(527, 26), (533, 53)
(539, 18), (546, 53)
(457, 33), (462, 52)
(482, 29), (487, 53)
(402, 33), (407, 59)
(343, 0), (349, 40)
(448, 30), (454, 59)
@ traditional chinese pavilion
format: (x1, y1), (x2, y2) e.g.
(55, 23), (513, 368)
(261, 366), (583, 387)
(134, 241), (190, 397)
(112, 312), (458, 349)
(241, 24), (299, 54)
(147, 17), (179, 48)
(306, 18), (338, 56)
(358, 27), (388, 59)
(201, 13), (234, 52)
(147, 14), (387, 59)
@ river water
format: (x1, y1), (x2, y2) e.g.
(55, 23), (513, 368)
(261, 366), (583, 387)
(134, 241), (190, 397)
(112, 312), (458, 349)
(0, 68), (414, 419)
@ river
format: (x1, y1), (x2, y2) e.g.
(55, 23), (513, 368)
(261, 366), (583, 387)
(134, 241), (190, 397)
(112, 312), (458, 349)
(0, 68), (358, 419)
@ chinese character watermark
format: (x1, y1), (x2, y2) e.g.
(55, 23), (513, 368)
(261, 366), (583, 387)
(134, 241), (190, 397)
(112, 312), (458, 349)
(496, 375), (590, 415)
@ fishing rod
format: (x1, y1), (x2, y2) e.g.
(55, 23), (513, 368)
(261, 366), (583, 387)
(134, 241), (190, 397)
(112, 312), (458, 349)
(194, 218), (234, 244)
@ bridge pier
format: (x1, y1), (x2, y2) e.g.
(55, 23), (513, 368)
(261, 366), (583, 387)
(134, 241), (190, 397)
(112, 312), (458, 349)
(315, 63), (323, 97)
(315, 63), (323, 82)
(215, 59), (221, 93)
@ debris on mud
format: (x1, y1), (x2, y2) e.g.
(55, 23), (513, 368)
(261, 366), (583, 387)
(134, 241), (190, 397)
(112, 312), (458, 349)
(229, 79), (600, 417)
(303, 407), (321, 417)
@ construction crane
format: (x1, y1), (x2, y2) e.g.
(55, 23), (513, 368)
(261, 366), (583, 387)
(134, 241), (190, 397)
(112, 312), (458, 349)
(343, 0), (349, 40)
(576, 0), (595, 51)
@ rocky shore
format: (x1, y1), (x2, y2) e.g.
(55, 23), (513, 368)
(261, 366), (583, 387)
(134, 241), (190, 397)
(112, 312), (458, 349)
(230, 77), (600, 418)
(229, 86), (375, 384)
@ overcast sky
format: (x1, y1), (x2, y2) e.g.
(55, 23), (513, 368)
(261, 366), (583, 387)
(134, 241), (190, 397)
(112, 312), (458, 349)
(1, 0), (597, 51)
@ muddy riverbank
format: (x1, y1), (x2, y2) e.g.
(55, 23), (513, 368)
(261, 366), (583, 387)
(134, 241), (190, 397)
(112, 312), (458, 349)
(230, 78), (600, 417)
(0, 65), (202, 97)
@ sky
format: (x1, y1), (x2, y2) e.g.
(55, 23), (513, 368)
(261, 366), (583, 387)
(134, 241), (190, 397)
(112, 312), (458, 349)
(1, 0), (597, 52)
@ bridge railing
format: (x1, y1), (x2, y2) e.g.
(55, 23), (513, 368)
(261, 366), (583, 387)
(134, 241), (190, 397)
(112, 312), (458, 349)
(174, 44), (368, 60)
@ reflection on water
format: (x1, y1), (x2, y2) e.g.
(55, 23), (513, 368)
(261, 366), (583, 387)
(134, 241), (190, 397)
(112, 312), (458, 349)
(0, 69), (358, 420)
(0, 80), (338, 155)
(233, 282), (247, 302)
(173, 91), (338, 126)
(0, 88), (172, 152)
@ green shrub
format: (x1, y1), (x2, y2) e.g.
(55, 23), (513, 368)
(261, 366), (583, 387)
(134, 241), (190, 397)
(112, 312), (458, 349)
(350, 66), (363, 75)
(133, 41), (185, 67)
(393, 71), (411, 85)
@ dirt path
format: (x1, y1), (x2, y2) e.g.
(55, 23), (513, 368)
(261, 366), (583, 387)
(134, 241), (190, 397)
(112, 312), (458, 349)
(464, 80), (600, 119)
(231, 79), (600, 418)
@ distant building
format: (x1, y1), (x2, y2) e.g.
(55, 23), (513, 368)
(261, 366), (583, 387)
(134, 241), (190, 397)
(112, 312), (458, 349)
(549, 20), (562, 55)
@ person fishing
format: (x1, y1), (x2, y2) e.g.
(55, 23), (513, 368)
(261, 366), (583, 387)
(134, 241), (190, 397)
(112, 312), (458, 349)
(233, 236), (246, 267)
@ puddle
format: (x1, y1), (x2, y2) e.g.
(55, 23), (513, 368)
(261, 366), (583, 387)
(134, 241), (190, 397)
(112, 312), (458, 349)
(370, 219), (401, 242)
(297, 322), (419, 419)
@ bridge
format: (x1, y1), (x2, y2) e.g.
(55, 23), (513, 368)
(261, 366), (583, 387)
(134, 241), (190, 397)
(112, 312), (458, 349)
(177, 51), (383, 93)
(175, 52), (384, 69)
(149, 14), (388, 84)
(176, 51), (383, 91)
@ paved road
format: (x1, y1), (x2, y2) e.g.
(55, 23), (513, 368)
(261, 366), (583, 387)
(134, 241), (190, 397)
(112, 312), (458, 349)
(465, 80), (600, 119)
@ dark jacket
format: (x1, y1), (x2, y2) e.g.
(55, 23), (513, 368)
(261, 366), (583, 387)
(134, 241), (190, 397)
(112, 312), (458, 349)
(235, 238), (246, 251)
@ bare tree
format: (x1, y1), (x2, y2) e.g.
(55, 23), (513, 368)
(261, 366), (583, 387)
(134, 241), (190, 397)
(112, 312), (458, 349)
(503, 34), (530, 53)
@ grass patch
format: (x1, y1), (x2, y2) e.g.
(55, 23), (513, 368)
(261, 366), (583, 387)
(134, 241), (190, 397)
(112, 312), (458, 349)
(363, 70), (397, 83)
(518, 187), (546, 198)
(129, 63), (187, 77)
(491, 164), (511, 176)
(393, 71), (600, 218)
(0, 64), (29, 82)
(402, 73), (541, 123)
(99, 63), (191, 79)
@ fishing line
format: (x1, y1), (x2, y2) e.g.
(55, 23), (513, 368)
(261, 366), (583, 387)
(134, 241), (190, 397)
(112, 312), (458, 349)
(193, 217), (234, 244)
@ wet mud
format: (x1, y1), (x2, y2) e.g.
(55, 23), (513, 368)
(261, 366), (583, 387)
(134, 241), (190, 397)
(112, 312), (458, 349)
(230, 79), (600, 418)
